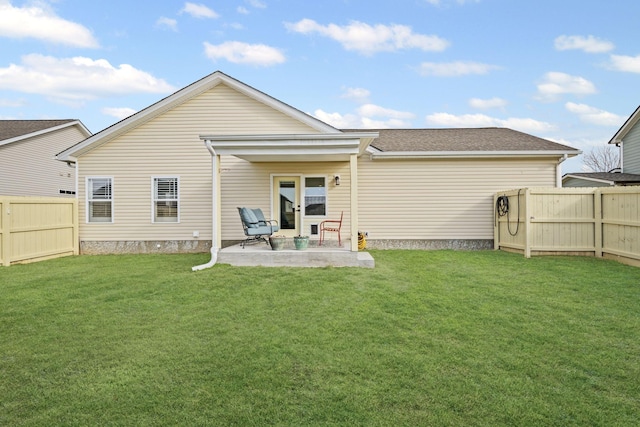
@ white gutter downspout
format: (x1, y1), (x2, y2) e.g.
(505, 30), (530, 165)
(192, 140), (219, 271)
(556, 154), (568, 187)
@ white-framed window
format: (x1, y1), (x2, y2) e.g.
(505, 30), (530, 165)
(87, 177), (113, 223)
(304, 176), (326, 216)
(153, 177), (179, 223)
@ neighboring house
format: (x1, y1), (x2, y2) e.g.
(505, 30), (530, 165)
(0, 120), (91, 197)
(563, 105), (640, 187)
(56, 71), (579, 257)
(562, 172), (640, 187)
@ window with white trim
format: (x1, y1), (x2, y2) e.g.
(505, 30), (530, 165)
(304, 177), (326, 216)
(87, 177), (113, 223)
(153, 177), (179, 223)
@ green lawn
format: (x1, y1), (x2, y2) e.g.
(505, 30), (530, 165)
(1, 251), (639, 426)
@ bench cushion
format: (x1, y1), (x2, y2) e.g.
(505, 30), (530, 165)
(240, 207), (259, 228)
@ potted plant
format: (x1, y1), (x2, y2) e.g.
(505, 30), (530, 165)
(294, 235), (309, 250)
(269, 235), (286, 251)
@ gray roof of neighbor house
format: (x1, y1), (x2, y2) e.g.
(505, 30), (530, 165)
(342, 127), (578, 153)
(0, 119), (78, 142)
(563, 172), (640, 184)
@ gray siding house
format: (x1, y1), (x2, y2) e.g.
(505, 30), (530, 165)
(0, 120), (91, 197)
(563, 105), (640, 187)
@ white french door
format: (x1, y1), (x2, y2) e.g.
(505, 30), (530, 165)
(273, 176), (301, 237)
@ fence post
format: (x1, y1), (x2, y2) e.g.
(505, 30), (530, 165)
(72, 199), (79, 255)
(493, 194), (499, 250)
(594, 189), (602, 258)
(1, 199), (10, 266)
(524, 188), (531, 258)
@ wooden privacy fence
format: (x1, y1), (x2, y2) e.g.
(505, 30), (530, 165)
(0, 197), (78, 266)
(494, 187), (640, 266)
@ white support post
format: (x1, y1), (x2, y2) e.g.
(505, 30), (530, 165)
(350, 154), (358, 252)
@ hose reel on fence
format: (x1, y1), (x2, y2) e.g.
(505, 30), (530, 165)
(496, 190), (521, 236)
(496, 195), (509, 216)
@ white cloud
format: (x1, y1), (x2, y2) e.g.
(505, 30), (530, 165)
(0, 1), (98, 47)
(425, 112), (555, 133)
(247, 0), (267, 8)
(564, 102), (625, 126)
(203, 41), (285, 66)
(536, 72), (597, 101)
(237, 6), (249, 14)
(0, 54), (176, 103)
(102, 107), (137, 120)
(609, 54), (640, 73)
(285, 19), (449, 55)
(357, 104), (415, 120)
(417, 61), (500, 77)
(156, 17), (178, 32)
(314, 103), (415, 129)
(554, 35), (614, 53)
(313, 110), (361, 128)
(180, 2), (219, 19)
(469, 97), (507, 109)
(314, 109), (413, 129)
(227, 22), (244, 30)
(340, 87), (370, 103)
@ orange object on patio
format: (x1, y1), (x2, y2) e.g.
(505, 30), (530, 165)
(319, 211), (343, 246)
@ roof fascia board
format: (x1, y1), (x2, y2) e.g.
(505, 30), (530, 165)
(370, 150), (581, 160)
(562, 174), (614, 185)
(200, 132), (378, 142)
(609, 105), (640, 144)
(1, 120), (90, 147)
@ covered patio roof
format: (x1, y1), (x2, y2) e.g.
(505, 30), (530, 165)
(199, 132), (378, 162)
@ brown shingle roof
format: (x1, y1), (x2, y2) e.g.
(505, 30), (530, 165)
(0, 120), (76, 142)
(342, 127), (577, 152)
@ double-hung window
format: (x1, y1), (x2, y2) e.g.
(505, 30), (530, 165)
(304, 177), (326, 216)
(87, 177), (113, 223)
(153, 177), (179, 223)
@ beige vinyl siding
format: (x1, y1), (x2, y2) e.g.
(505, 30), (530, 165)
(0, 126), (84, 197)
(219, 157), (351, 241)
(78, 83), (320, 242)
(622, 122), (640, 174)
(357, 156), (558, 240)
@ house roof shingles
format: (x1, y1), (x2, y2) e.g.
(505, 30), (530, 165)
(564, 172), (640, 184)
(343, 127), (578, 153)
(0, 119), (76, 142)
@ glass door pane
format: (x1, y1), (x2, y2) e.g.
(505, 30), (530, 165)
(274, 176), (300, 237)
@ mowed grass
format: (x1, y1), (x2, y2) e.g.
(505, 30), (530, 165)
(1, 251), (639, 426)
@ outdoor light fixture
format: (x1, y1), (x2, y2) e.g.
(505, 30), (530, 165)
(334, 175), (341, 186)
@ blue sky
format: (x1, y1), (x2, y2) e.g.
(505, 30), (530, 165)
(1, 0), (639, 172)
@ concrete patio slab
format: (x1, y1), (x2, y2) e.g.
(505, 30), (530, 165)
(217, 243), (375, 268)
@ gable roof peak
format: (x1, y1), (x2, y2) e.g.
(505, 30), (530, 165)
(57, 70), (338, 161)
(609, 104), (640, 144)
